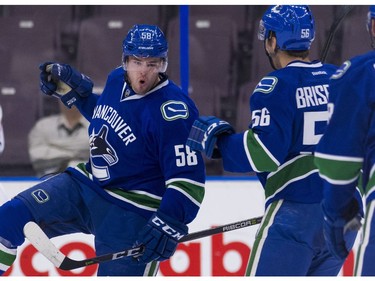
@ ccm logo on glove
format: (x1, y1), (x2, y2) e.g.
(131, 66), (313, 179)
(151, 216), (185, 240)
(203, 121), (231, 149)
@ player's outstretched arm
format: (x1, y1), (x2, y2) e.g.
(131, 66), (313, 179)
(39, 62), (93, 108)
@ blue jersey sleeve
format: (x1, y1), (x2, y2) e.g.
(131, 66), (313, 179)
(73, 68), (122, 121)
(219, 76), (293, 173)
(315, 52), (375, 213)
(74, 94), (100, 121)
(153, 97), (206, 225)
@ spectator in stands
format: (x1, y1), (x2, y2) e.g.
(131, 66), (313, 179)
(0, 105), (4, 155)
(28, 102), (89, 177)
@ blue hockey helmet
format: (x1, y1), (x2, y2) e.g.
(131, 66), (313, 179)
(123, 24), (168, 59)
(258, 5), (315, 51)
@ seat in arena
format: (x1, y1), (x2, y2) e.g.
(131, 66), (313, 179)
(167, 14), (238, 95)
(76, 15), (159, 93)
(0, 16), (59, 175)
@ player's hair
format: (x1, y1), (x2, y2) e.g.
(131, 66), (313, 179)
(267, 30), (310, 59)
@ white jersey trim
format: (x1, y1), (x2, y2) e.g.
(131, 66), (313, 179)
(287, 61), (323, 68)
(165, 178), (205, 188)
(314, 152), (364, 162)
(128, 190), (163, 201)
(105, 189), (158, 212)
(121, 80), (169, 101)
(318, 172), (358, 186)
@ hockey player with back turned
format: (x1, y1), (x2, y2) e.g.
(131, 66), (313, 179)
(0, 24), (205, 276)
(186, 5), (360, 276)
(315, 5), (375, 276)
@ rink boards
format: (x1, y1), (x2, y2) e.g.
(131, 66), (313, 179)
(0, 177), (357, 276)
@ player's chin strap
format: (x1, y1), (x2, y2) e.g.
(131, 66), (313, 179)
(23, 215), (263, 271)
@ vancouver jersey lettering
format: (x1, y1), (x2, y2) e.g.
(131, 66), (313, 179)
(92, 105), (137, 146)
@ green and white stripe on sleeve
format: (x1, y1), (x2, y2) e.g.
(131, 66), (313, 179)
(166, 178), (205, 207)
(314, 152), (363, 185)
(264, 154), (318, 203)
(244, 130), (280, 173)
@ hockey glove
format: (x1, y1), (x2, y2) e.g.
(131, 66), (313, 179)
(322, 199), (363, 260)
(39, 62), (93, 108)
(135, 211), (188, 264)
(186, 116), (235, 159)
(40, 62), (59, 98)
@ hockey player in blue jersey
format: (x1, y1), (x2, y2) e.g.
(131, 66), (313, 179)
(186, 5), (359, 276)
(0, 24), (205, 276)
(315, 6), (375, 276)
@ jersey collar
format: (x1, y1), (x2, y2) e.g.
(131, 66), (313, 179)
(286, 60), (323, 68)
(120, 79), (169, 101)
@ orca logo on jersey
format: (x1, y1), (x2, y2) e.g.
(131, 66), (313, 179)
(89, 125), (119, 181)
(89, 125), (118, 166)
(161, 101), (189, 121)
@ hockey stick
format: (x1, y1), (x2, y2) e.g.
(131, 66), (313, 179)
(23, 215), (262, 270)
(179, 216), (262, 242)
(320, 5), (354, 62)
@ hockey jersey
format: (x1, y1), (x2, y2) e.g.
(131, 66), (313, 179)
(218, 60), (337, 207)
(315, 51), (375, 211)
(66, 67), (206, 224)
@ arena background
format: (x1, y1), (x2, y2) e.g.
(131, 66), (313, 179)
(0, 5), (370, 176)
(0, 4), (370, 277)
